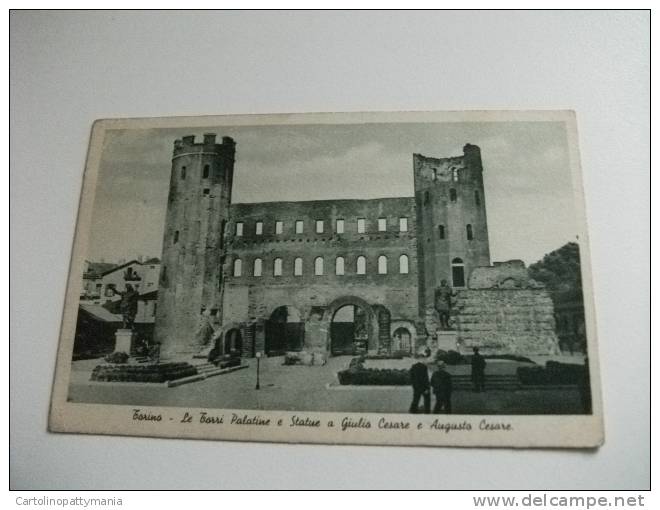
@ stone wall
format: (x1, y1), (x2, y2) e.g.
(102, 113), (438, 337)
(222, 196), (421, 355)
(454, 260), (560, 355)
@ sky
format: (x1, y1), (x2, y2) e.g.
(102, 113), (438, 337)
(87, 121), (578, 266)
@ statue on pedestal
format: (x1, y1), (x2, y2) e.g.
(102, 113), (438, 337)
(117, 283), (139, 330)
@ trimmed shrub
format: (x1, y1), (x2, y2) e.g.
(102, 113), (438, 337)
(104, 351), (129, 364)
(283, 352), (301, 365)
(337, 367), (410, 386)
(484, 354), (536, 364)
(364, 353), (405, 360)
(91, 362), (198, 383)
(517, 361), (584, 385)
(435, 349), (466, 365)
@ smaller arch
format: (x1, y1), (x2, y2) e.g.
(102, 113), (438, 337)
(475, 189), (481, 206)
(450, 188), (457, 202)
(294, 257), (303, 276)
(335, 256), (345, 275)
(180, 166), (186, 180)
(356, 255), (366, 275)
(314, 256), (324, 275)
(253, 258), (262, 277)
(377, 255), (388, 274)
(466, 224), (473, 240)
(399, 254), (409, 274)
(273, 257), (283, 276)
(202, 164), (210, 179)
(233, 258), (242, 277)
(438, 224), (445, 239)
(389, 320), (417, 355)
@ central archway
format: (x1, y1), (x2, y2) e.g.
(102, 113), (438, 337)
(325, 296), (376, 356)
(265, 305), (305, 356)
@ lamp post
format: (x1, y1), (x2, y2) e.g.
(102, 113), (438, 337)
(255, 351), (262, 390)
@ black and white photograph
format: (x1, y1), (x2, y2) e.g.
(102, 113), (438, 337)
(48, 111), (603, 447)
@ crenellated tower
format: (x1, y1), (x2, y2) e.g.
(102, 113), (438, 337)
(154, 133), (236, 356)
(414, 143), (491, 318)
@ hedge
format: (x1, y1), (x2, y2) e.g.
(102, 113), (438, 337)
(337, 367), (410, 386)
(91, 362), (198, 383)
(517, 361), (585, 385)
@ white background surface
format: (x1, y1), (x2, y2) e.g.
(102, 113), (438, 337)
(10, 10), (650, 489)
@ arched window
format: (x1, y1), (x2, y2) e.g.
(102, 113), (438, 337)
(180, 166), (186, 180)
(335, 256), (345, 275)
(173, 230), (179, 244)
(253, 258), (262, 277)
(202, 164), (210, 179)
(450, 189), (457, 202)
(378, 255), (388, 274)
(255, 221), (263, 235)
(294, 257), (303, 276)
(356, 256), (366, 275)
(273, 257), (283, 276)
(452, 167), (459, 181)
(314, 257), (324, 276)
(438, 225), (445, 239)
(424, 191), (430, 204)
(233, 259), (242, 277)
(399, 254), (409, 274)
(451, 257), (465, 288)
(475, 190), (481, 206)
(466, 224), (473, 240)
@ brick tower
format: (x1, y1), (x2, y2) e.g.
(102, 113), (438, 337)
(154, 134), (236, 356)
(414, 143), (491, 318)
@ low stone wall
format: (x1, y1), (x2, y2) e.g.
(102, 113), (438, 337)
(455, 289), (560, 355)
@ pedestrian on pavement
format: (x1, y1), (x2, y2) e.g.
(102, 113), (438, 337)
(471, 347), (486, 392)
(430, 360), (453, 414)
(409, 360), (431, 414)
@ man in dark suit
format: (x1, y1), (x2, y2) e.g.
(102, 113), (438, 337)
(471, 347), (487, 392)
(409, 360), (431, 414)
(431, 361), (453, 414)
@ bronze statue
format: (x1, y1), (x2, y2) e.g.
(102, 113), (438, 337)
(117, 284), (139, 329)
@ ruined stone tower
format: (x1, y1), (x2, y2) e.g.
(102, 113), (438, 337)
(414, 143), (491, 317)
(154, 134), (236, 356)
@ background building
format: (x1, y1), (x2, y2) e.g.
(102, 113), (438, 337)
(155, 134), (494, 358)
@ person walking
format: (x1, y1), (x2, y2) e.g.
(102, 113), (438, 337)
(471, 347), (486, 392)
(430, 360), (453, 414)
(409, 360), (431, 414)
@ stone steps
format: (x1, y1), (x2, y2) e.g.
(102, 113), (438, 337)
(167, 363), (248, 387)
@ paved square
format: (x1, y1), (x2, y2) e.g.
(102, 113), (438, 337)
(68, 356), (584, 415)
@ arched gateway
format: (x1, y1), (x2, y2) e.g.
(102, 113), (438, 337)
(323, 296), (377, 356)
(265, 305), (305, 356)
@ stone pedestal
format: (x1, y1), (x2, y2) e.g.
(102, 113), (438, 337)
(436, 330), (458, 352)
(114, 329), (136, 354)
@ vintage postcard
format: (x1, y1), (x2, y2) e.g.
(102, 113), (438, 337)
(49, 110), (603, 447)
